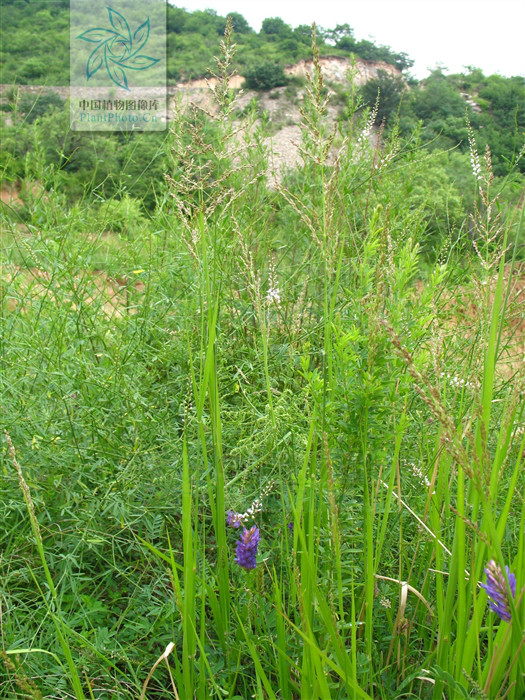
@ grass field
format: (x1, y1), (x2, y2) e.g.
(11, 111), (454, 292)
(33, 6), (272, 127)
(1, 30), (524, 700)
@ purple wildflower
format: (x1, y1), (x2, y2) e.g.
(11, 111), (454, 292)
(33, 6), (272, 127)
(227, 510), (242, 528)
(480, 559), (516, 622)
(234, 525), (260, 570)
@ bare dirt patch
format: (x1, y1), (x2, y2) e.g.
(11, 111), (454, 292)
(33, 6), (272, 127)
(2, 265), (145, 319)
(432, 263), (525, 379)
(1, 184), (24, 207)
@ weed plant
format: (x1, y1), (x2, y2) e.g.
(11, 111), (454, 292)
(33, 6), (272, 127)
(1, 21), (524, 700)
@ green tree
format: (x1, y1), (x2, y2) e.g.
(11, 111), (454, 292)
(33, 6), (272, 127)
(167, 6), (187, 34)
(261, 17), (292, 39)
(18, 57), (47, 81)
(278, 38), (300, 61)
(360, 71), (406, 125)
(327, 23), (354, 45)
(336, 36), (357, 52)
(410, 71), (467, 122)
(184, 9), (222, 37)
(293, 24), (313, 45)
(216, 12), (253, 35)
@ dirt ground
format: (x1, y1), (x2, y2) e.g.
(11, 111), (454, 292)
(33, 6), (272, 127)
(2, 263), (145, 320)
(431, 262), (525, 379)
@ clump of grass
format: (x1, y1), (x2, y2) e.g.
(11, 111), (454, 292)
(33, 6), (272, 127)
(1, 18), (524, 700)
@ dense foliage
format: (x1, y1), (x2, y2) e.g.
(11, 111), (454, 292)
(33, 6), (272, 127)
(243, 62), (288, 91)
(1, 66), (523, 230)
(359, 68), (525, 176)
(1, 95), (168, 209)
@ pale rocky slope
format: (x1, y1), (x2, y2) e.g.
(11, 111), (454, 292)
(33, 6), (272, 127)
(172, 56), (399, 184)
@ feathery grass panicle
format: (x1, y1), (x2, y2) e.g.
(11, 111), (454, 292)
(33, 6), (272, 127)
(4, 430), (41, 545)
(165, 16), (261, 263)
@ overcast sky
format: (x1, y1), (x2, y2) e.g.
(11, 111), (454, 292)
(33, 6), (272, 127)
(171, 0), (525, 80)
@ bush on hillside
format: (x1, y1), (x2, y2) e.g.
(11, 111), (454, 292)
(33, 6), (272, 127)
(243, 62), (288, 91)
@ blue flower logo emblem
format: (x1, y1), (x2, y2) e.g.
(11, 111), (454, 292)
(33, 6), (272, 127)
(77, 7), (159, 91)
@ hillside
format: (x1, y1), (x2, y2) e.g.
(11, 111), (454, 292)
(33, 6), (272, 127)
(0, 0), (412, 86)
(1, 1), (523, 179)
(0, 1), (524, 217)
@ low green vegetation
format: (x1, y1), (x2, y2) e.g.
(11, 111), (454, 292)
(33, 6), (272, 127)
(1, 17), (525, 700)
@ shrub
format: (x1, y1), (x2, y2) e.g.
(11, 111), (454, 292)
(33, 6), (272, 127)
(359, 70), (406, 125)
(97, 194), (145, 235)
(243, 62), (288, 91)
(19, 91), (64, 123)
